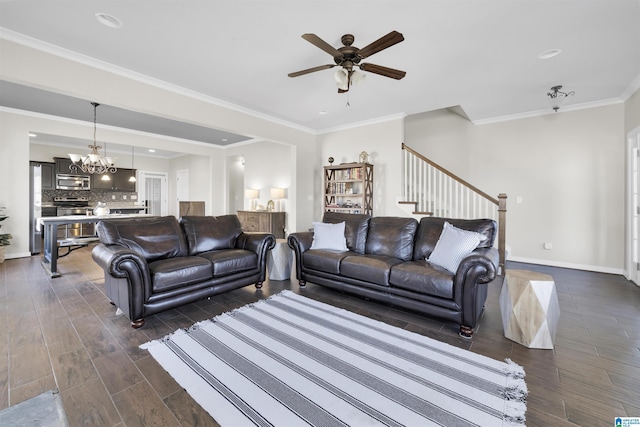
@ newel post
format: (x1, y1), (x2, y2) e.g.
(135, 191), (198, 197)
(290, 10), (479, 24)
(497, 193), (507, 274)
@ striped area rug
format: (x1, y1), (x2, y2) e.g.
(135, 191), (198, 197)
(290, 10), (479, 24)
(141, 290), (527, 426)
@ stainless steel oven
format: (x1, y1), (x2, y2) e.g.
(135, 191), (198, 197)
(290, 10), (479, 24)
(54, 197), (94, 239)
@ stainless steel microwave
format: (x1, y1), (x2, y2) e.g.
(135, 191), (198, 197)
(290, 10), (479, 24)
(56, 174), (91, 190)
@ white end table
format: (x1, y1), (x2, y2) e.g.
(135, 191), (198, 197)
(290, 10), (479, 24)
(499, 269), (561, 349)
(267, 239), (292, 281)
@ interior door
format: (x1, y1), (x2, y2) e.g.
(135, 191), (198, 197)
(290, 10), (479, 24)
(137, 171), (168, 216)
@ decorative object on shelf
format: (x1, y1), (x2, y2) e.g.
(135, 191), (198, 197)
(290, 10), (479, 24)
(266, 200), (275, 212)
(359, 151), (369, 163)
(270, 187), (286, 212)
(328, 156), (334, 165)
(547, 85), (575, 112)
(245, 189), (259, 211)
(93, 202), (109, 216)
(68, 102), (117, 174)
(288, 32), (406, 94)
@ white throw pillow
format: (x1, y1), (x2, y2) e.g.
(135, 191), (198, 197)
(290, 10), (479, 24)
(310, 221), (348, 251)
(428, 222), (484, 273)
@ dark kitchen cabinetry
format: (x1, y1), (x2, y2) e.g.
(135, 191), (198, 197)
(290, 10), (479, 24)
(55, 157), (82, 175)
(91, 168), (137, 192)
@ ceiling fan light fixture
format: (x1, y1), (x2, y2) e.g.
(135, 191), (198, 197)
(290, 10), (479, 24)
(351, 70), (366, 86)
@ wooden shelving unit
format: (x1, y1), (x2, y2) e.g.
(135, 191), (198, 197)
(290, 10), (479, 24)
(323, 162), (373, 216)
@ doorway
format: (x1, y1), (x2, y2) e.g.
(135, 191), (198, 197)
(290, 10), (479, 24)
(138, 171), (168, 216)
(227, 155), (245, 214)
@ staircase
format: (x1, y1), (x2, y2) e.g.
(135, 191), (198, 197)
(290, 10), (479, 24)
(401, 143), (507, 272)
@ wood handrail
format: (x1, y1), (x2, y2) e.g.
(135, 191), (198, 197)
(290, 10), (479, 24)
(402, 143), (499, 205)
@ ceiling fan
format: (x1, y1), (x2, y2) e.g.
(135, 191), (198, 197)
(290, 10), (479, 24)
(288, 31), (406, 93)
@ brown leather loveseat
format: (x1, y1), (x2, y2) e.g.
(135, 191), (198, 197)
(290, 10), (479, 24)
(92, 215), (275, 328)
(288, 212), (499, 338)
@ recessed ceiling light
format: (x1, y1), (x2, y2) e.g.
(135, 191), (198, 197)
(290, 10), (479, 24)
(537, 49), (562, 60)
(221, 138), (228, 142)
(95, 12), (123, 29)
(319, 110), (328, 115)
(29, 132), (37, 138)
(148, 149), (156, 153)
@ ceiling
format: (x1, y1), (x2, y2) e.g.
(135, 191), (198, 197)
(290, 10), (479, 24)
(1, 0), (640, 150)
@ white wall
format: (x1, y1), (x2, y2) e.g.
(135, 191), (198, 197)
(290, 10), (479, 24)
(225, 141), (294, 232)
(405, 104), (626, 273)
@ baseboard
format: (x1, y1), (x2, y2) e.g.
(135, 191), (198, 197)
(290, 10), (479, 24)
(508, 256), (624, 276)
(4, 251), (32, 260)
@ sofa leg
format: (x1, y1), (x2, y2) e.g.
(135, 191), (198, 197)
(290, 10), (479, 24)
(255, 282), (263, 289)
(459, 325), (473, 339)
(298, 280), (306, 287)
(131, 318), (145, 329)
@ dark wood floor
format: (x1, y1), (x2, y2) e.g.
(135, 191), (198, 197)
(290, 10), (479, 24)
(1, 247), (639, 426)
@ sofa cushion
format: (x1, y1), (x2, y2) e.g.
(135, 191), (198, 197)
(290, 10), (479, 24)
(181, 215), (243, 255)
(96, 216), (188, 261)
(389, 260), (454, 299)
(428, 222), (484, 273)
(149, 256), (213, 293)
(198, 249), (257, 276)
(302, 249), (352, 274)
(323, 212), (370, 254)
(413, 217), (496, 260)
(310, 221), (348, 251)
(340, 254), (404, 286)
(365, 217), (418, 261)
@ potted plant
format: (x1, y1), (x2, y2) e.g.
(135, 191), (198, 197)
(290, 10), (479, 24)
(0, 209), (11, 263)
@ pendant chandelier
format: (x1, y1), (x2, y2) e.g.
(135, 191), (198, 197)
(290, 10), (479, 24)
(68, 102), (117, 174)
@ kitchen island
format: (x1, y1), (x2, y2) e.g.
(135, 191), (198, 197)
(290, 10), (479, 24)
(39, 213), (151, 277)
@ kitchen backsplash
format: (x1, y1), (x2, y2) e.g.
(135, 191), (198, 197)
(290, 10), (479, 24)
(42, 189), (144, 209)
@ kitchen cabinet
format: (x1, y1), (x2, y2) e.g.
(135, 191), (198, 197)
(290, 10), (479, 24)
(91, 168), (137, 192)
(237, 211), (285, 239)
(55, 157), (82, 175)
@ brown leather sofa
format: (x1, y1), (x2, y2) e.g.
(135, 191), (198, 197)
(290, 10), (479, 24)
(288, 212), (499, 338)
(92, 215), (275, 328)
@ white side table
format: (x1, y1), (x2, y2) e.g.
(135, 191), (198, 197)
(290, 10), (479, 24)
(267, 239), (292, 281)
(499, 269), (561, 349)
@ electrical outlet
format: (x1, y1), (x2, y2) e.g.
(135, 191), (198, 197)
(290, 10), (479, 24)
(122, 195), (127, 200)
(111, 195), (116, 200)
(130, 195), (137, 200)
(516, 196), (523, 204)
(544, 242), (553, 250)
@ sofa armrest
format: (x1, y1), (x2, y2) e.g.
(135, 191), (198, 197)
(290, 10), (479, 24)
(453, 247), (499, 333)
(287, 232), (313, 280)
(91, 243), (153, 322)
(235, 233), (276, 282)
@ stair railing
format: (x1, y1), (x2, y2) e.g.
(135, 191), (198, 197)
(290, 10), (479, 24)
(401, 143), (507, 272)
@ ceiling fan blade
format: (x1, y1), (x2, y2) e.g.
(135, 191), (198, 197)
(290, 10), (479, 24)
(359, 63), (406, 80)
(288, 64), (336, 78)
(357, 31), (404, 59)
(301, 34), (344, 58)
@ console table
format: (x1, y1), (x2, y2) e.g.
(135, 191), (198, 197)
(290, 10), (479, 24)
(237, 211), (286, 239)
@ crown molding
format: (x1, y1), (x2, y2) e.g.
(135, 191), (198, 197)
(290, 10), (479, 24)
(621, 71), (640, 101)
(317, 113), (407, 134)
(471, 98), (624, 126)
(0, 28), (317, 135)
